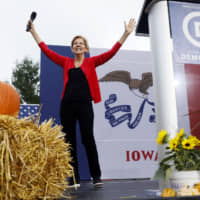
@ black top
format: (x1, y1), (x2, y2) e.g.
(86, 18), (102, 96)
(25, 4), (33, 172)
(63, 67), (92, 103)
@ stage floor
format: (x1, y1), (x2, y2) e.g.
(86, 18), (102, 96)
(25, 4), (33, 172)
(62, 179), (200, 200)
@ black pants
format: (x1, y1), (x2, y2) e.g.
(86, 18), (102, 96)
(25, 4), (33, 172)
(60, 100), (101, 181)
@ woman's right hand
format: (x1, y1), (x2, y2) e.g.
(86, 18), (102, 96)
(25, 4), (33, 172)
(26, 20), (42, 44)
(26, 20), (34, 33)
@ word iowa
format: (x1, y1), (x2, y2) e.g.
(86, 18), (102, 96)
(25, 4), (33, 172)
(126, 150), (158, 162)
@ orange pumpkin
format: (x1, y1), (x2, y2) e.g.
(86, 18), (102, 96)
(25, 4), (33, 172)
(0, 81), (20, 116)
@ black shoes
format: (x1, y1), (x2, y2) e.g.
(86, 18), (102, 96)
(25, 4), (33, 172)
(93, 177), (103, 186)
(67, 177), (103, 188)
(67, 178), (80, 188)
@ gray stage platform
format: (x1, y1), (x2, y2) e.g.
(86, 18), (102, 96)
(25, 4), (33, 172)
(62, 179), (200, 200)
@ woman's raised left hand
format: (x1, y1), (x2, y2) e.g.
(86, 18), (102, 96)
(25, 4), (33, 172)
(124, 18), (136, 35)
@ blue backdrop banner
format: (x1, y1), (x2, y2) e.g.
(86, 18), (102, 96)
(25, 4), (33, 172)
(40, 43), (157, 179)
(169, 1), (200, 64)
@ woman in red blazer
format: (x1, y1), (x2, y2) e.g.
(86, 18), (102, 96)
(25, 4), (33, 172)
(27, 18), (135, 188)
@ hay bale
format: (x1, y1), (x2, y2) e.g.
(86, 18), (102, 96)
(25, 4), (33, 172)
(0, 115), (72, 200)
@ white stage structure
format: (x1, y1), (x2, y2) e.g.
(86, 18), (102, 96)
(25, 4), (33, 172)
(136, 0), (200, 161)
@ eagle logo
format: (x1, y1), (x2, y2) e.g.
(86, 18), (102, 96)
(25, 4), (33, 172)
(99, 70), (153, 95)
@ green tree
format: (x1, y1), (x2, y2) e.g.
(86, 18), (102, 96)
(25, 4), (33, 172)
(12, 57), (40, 104)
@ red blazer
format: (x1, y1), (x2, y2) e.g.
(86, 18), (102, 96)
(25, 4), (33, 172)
(39, 41), (121, 103)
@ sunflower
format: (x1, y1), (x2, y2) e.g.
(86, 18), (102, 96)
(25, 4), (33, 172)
(157, 129), (168, 145)
(182, 138), (196, 150)
(176, 128), (184, 140)
(169, 138), (178, 151)
(156, 128), (200, 181)
(188, 135), (200, 146)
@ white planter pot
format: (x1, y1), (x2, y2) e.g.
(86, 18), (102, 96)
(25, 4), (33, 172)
(169, 170), (200, 191)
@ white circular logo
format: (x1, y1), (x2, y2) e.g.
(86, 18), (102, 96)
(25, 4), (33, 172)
(182, 12), (200, 48)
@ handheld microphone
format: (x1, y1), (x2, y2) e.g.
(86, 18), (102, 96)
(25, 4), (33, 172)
(26, 11), (37, 32)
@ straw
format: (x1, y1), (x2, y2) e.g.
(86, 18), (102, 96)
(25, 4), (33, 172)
(0, 114), (73, 199)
